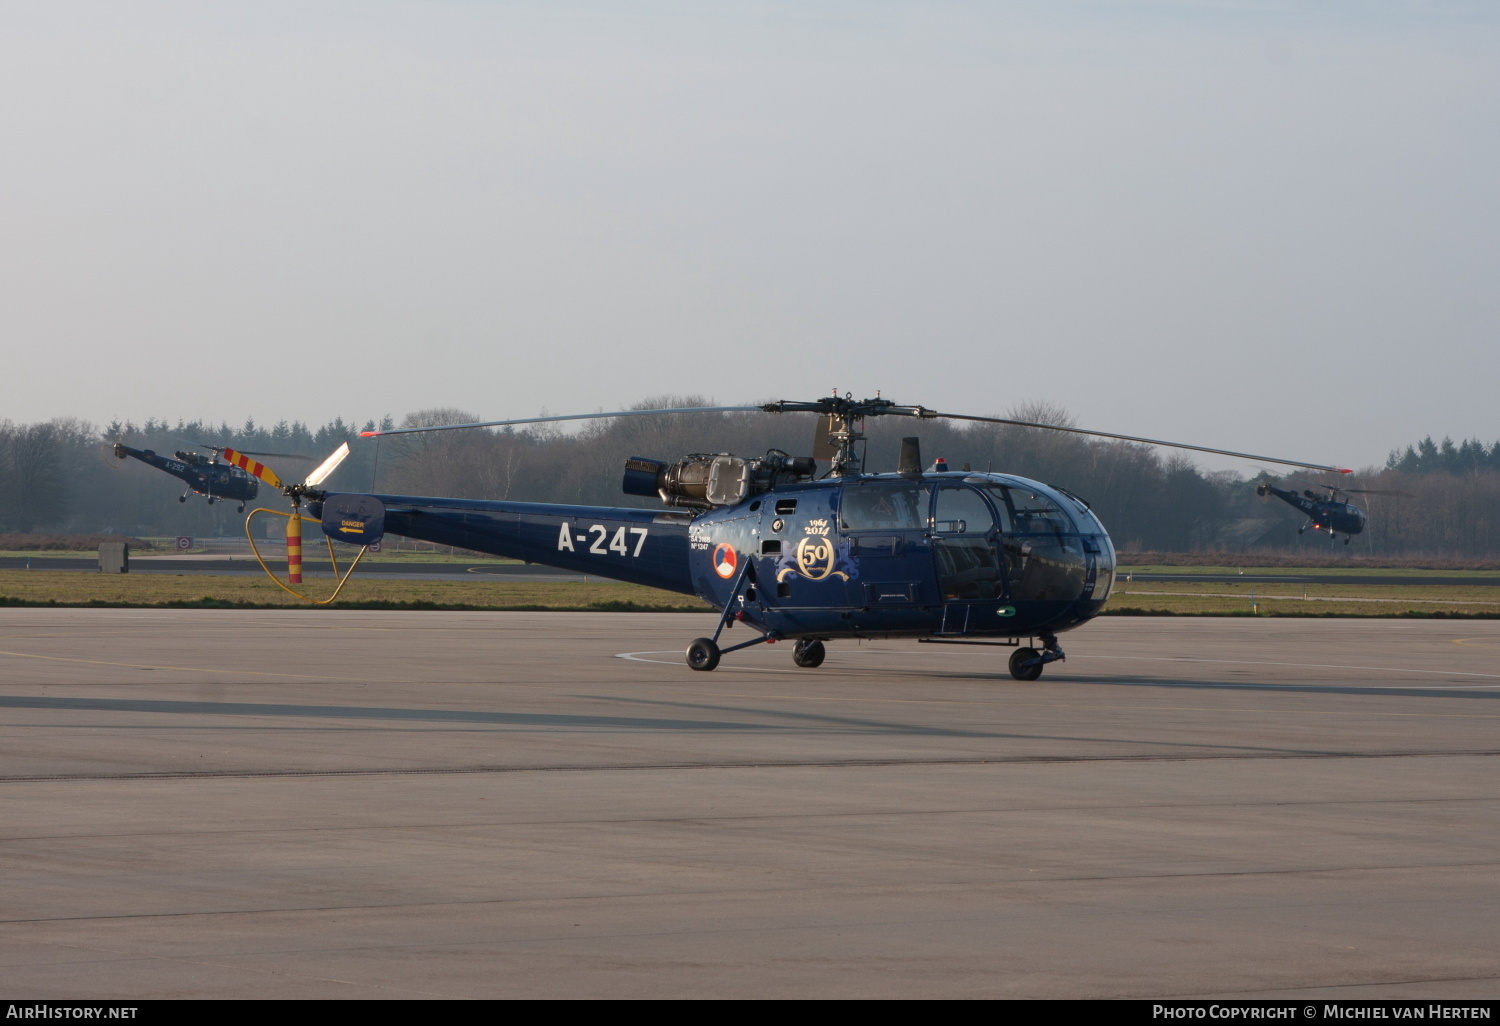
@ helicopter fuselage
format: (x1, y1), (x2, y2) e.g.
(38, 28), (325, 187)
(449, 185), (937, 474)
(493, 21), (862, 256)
(311, 471), (1115, 642)
(114, 443), (260, 504)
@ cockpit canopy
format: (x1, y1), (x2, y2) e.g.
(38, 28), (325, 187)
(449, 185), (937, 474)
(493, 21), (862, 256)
(836, 473), (1117, 603)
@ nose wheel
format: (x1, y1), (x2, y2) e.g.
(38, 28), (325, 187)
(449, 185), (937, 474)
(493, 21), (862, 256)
(1009, 633), (1065, 681)
(1009, 648), (1043, 681)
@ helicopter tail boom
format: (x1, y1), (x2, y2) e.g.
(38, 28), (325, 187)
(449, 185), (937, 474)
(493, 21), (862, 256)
(310, 493), (700, 596)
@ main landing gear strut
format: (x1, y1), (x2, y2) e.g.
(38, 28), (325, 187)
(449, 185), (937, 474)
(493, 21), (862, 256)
(685, 625), (782, 672)
(686, 561), (823, 671)
(1008, 632), (1065, 681)
(686, 567), (784, 671)
(686, 632), (826, 672)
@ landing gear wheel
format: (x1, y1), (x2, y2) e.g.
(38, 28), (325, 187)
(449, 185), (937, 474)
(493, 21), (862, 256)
(792, 639), (826, 668)
(206, 497), (215, 505)
(237, 504), (245, 513)
(686, 637), (721, 672)
(1009, 647), (1043, 681)
(178, 496), (187, 503)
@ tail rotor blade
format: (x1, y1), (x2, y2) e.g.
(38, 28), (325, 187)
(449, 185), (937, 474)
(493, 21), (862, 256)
(221, 448), (284, 490)
(303, 442), (351, 488)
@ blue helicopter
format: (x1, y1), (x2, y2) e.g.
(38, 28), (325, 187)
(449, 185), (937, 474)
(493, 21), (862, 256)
(242, 396), (1348, 679)
(1255, 478), (1401, 544)
(112, 442), (309, 512)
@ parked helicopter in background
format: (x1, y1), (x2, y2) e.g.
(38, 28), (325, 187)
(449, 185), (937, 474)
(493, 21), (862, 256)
(1255, 478), (1402, 544)
(230, 395), (1350, 679)
(111, 442), (311, 512)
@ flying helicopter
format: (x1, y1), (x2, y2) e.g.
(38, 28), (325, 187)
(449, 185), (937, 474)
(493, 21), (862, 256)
(1254, 478), (1402, 544)
(234, 395), (1349, 679)
(111, 442), (311, 512)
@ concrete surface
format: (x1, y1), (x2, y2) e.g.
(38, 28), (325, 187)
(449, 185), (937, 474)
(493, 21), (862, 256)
(0, 611), (1496, 998)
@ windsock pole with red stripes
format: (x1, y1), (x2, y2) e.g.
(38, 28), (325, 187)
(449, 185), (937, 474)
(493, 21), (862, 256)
(286, 509), (303, 584)
(224, 447), (298, 581)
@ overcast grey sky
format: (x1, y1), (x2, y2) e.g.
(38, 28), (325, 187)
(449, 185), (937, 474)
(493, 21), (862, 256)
(1, 1), (1495, 473)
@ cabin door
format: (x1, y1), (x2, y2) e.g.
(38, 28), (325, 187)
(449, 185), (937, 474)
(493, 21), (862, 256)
(931, 484), (1007, 634)
(837, 480), (935, 611)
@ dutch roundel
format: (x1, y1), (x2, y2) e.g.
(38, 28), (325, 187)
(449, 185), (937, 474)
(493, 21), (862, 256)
(712, 543), (738, 579)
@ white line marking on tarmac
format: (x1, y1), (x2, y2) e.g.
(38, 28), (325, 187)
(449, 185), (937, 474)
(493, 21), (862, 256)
(616, 650), (803, 673)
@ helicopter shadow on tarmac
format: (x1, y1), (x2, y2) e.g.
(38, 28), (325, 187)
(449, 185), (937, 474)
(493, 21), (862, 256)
(559, 692), (1355, 758)
(0, 689), (1326, 755)
(0, 691), (1035, 739)
(0, 684), (1314, 756)
(0, 693), (785, 734)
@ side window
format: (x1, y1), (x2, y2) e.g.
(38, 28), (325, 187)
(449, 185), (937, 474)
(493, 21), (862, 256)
(933, 486), (995, 535)
(840, 484), (928, 530)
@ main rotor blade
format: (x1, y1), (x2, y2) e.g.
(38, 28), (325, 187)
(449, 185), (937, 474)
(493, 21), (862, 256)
(1285, 474), (1327, 492)
(930, 412), (1352, 474)
(192, 440), (312, 459)
(359, 406), (764, 438)
(221, 449), (284, 490)
(303, 442), (351, 487)
(356, 392), (1348, 475)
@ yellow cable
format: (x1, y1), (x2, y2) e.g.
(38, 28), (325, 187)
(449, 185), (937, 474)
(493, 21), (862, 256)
(244, 508), (369, 605)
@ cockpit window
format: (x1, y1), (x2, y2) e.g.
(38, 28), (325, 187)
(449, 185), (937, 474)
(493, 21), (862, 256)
(841, 483), (928, 530)
(1057, 487), (1108, 535)
(982, 484), (1073, 536)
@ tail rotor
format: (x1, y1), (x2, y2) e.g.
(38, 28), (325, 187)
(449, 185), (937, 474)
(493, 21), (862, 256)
(229, 442), (364, 602)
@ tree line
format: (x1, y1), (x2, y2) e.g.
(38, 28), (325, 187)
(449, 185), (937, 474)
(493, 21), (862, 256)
(1386, 436), (1500, 476)
(1, 403), (1497, 557)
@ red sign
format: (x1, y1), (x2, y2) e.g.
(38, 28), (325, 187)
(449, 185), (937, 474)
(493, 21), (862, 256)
(712, 543), (738, 579)
(176, 536), (192, 551)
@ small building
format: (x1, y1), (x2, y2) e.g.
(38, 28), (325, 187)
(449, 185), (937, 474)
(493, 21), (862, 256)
(98, 540), (129, 574)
